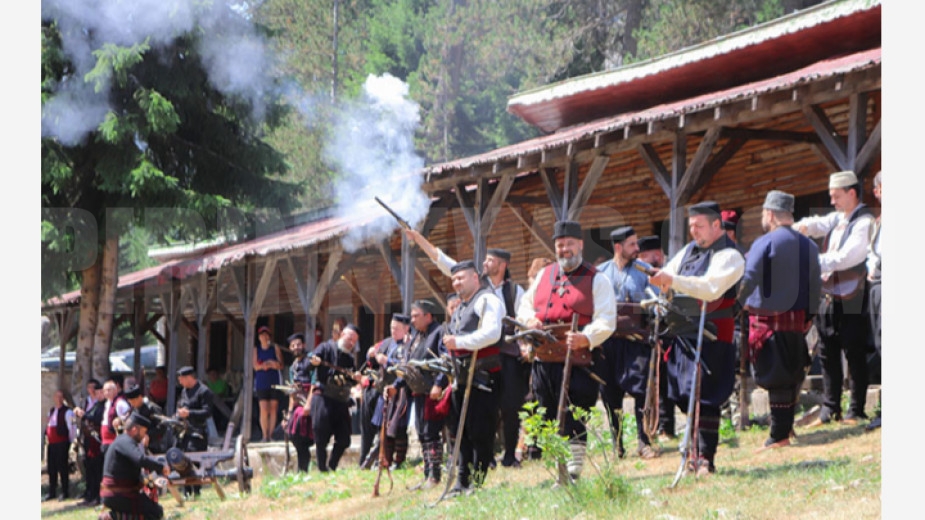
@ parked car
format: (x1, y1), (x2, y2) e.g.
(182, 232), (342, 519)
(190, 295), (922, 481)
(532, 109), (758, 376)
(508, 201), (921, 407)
(41, 345), (162, 373)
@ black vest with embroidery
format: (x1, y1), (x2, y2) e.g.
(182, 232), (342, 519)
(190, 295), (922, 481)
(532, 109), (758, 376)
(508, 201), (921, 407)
(676, 235), (739, 343)
(449, 286), (501, 361)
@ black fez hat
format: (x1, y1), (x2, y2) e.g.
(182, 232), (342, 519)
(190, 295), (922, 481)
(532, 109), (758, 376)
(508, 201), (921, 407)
(637, 235), (661, 252)
(129, 412), (151, 429)
(610, 226), (636, 243)
(123, 384), (142, 399)
(486, 248), (512, 262)
(287, 332), (305, 344)
(344, 323), (360, 334)
(412, 299), (439, 315)
(177, 366), (195, 377)
(688, 201), (721, 219)
(392, 313), (411, 325)
(552, 220), (582, 240)
(450, 260), (478, 274)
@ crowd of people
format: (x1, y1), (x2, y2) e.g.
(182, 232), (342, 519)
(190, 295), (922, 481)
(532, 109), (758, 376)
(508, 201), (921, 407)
(46, 169), (882, 514)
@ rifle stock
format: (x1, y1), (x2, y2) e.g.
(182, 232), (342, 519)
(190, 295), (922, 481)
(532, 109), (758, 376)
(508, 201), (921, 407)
(372, 394), (393, 497)
(555, 313), (579, 486)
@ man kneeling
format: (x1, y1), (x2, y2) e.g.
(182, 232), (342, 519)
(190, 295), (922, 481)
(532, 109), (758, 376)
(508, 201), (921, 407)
(101, 412), (170, 519)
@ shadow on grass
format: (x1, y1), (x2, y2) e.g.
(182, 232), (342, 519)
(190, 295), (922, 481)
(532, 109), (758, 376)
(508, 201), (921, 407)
(790, 424), (868, 446)
(720, 458), (849, 479)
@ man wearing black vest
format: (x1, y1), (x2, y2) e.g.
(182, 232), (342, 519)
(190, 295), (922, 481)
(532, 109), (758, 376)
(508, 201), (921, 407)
(310, 324), (361, 472)
(404, 229), (528, 468)
(176, 366), (213, 497)
(44, 389), (76, 501)
(405, 299), (448, 488)
(649, 202), (745, 476)
(517, 220), (616, 481)
(739, 190), (821, 450)
(795, 170), (875, 426)
(285, 332), (315, 472)
(370, 313), (413, 470)
(443, 260), (505, 495)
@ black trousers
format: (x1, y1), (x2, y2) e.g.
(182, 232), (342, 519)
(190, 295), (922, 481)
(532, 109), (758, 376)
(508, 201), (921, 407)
(291, 431), (313, 472)
(498, 354), (531, 464)
(310, 394), (351, 472)
(450, 371), (499, 489)
(179, 432), (207, 495)
(102, 493), (163, 520)
(817, 294), (870, 419)
(869, 281), (881, 356)
(532, 357), (600, 441)
(358, 386), (380, 468)
(46, 441), (70, 498)
(84, 452), (103, 501)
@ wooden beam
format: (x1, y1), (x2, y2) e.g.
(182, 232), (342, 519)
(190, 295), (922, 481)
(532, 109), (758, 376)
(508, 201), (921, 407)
(539, 168), (565, 222)
(677, 126), (722, 203)
(454, 182), (478, 237)
(846, 91), (868, 172)
(340, 269), (377, 311)
(567, 154), (610, 221)
(637, 143), (671, 197)
(378, 238), (402, 291)
(803, 104), (848, 169)
(413, 257), (448, 312)
(720, 127), (819, 143)
(856, 118), (881, 176)
(505, 202), (555, 257)
(479, 173), (515, 238)
(309, 247), (344, 315)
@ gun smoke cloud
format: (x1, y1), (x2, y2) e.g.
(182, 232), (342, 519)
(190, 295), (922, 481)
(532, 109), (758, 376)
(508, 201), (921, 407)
(42, 0), (274, 146)
(325, 73), (430, 252)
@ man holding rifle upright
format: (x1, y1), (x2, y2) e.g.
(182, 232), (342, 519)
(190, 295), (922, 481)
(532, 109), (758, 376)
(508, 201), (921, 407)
(442, 260), (505, 496)
(516, 220), (616, 482)
(405, 228), (529, 469)
(648, 202), (744, 477)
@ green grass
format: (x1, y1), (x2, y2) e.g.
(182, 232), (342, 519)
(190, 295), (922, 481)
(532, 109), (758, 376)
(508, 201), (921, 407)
(42, 410), (881, 520)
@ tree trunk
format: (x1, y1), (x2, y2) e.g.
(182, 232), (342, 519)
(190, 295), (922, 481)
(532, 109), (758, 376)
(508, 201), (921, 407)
(92, 236), (119, 381)
(75, 262), (101, 393)
(622, 0), (645, 61)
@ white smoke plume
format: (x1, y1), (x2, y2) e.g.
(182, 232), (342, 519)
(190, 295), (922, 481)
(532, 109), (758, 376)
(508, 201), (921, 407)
(325, 74), (430, 253)
(41, 0), (274, 145)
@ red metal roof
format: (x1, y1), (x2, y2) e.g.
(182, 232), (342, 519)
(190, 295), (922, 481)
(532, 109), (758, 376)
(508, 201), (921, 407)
(508, 0), (880, 133)
(43, 210), (384, 308)
(427, 46), (880, 176)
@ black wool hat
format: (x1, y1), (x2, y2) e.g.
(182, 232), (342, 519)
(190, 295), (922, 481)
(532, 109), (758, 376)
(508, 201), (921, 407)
(610, 226), (636, 243)
(129, 412), (151, 429)
(344, 323), (360, 334)
(123, 385), (142, 399)
(688, 201), (721, 219)
(450, 260), (478, 275)
(392, 313), (411, 325)
(177, 366), (195, 377)
(287, 332), (306, 344)
(412, 299), (439, 315)
(486, 248), (512, 262)
(552, 220), (582, 240)
(637, 235), (661, 252)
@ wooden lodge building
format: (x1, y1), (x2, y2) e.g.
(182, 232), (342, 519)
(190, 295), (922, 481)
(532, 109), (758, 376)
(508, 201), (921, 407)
(41, 0), (881, 440)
